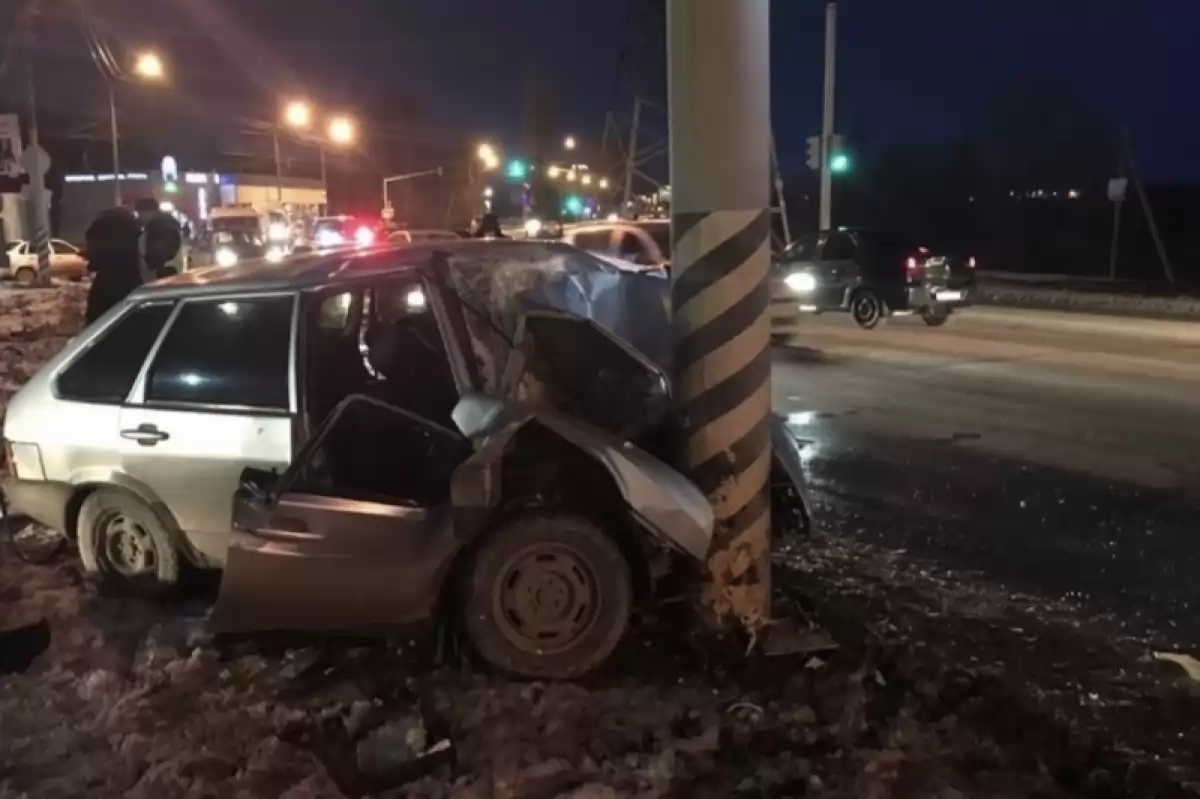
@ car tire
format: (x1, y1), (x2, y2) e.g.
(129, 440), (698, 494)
(921, 306), (952, 327)
(77, 489), (180, 598)
(850, 288), (886, 329)
(462, 512), (633, 680)
(14, 267), (36, 287)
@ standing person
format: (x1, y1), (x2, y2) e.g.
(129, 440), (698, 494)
(474, 212), (507, 239)
(84, 208), (143, 324)
(143, 213), (183, 279)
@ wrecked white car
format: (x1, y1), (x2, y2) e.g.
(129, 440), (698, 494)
(3, 240), (808, 678)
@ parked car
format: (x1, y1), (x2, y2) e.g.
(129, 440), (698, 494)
(2, 239), (88, 284)
(562, 219), (805, 341)
(2, 240), (810, 679)
(775, 229), (975, 329)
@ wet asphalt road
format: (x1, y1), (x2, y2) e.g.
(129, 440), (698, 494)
(772, 306), (1200, 643)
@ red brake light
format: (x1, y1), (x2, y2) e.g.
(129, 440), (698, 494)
(354, 226), (376, 246)
(906, 256), (919, 271)
(968, 256), (977, 268)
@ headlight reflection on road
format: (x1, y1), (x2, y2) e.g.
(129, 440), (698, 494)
(785, 272), (817, 293)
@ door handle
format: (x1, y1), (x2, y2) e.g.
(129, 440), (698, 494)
(121, 424), (170, 446)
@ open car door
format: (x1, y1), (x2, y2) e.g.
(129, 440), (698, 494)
(210, 395), (471, 635)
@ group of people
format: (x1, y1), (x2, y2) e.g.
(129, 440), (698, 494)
(84, 198), (183, 324)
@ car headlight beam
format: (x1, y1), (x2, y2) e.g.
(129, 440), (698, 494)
(215, 247), (239, 268)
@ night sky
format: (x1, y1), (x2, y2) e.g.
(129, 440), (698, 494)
(6, 0), (1198, 180)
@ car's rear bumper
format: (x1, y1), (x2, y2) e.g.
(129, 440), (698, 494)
(1, 478), (72, 533)
(907, 285), (973, 310)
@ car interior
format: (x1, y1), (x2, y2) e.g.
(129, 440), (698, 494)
(297, 278), (468, 505)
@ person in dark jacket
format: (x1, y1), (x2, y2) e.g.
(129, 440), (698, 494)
(143, 213), (183, 279)
(84, 208), (143, 325)
(474, 212), (507, 239)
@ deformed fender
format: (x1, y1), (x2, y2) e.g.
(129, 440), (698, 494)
(450, 395), (714, 562)
(769, 414), (813, 511)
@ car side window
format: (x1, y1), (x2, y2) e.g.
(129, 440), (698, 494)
(50, 240), (74, 255)
(145, 296), (294, 410)
(57, 303), (175, 403)
(822, 232), (856, 261)
(783, 235), (819, 262)
(572, 230), (612, 252)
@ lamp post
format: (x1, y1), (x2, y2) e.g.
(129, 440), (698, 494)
(110, 50), (166, 206)
(382, 167), (443, 217)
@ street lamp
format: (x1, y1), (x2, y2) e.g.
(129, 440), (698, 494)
(476, 142), (500, 171)
(284, 100), (312, 129)
(133, 51), (165, 80)
(328, 116), (356, 146)
(547, 165), (561, 179)
(564, 135), (577, 151)
(598, 177), (610, 190)
(110, 49), (167, 205)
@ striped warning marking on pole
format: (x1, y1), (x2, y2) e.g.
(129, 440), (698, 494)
(672, 208), (773, 623)
(33, 224), (51, 285)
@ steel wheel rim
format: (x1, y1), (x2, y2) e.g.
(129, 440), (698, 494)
(854, 294), (880, 325)
(492, 542), (601, 655)
(100, 513), (158, 577)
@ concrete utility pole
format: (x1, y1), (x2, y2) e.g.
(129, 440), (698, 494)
(22, 17), (51, 286)
(622, 96), (642, 213)
(668, 0), (773, 632)
(819, 1), (837, 231)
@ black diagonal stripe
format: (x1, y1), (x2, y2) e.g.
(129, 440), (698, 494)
(674, 275), (769, 368)
(681, 348), (771, 436)
(672, 211), (770, 311)
(712, 485), (770, 553)
(672, 211), (707, 247)
(689, 415), (772, 496)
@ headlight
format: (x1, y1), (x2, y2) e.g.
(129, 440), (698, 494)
(354, 226), (376, 246)
(265, 246), (285, 263)
(215, 247), (238, 267)
(316, 230), (344, 248)
(524, 218), (543, 237)
(267, 222), (290, 242)
(784, 272), (817, 293)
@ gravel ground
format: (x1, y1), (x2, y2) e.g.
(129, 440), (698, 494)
(1, 284), (1198, 798)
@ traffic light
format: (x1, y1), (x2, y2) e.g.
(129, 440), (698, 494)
(506, 159), (528, 180)
(829, 135), (850, 173)
(563, 194), (584, 216)
(805, 136), (821, 171)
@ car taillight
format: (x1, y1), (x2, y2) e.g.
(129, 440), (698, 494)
(354, 226), (376, 246)
(968, 256), (977, 268)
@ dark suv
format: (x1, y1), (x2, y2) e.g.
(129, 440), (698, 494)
(775, 229), (976, 329)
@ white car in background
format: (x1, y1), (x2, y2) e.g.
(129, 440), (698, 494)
(3, 239), (88, 284)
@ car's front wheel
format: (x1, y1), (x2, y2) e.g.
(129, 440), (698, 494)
(921, 305), (952, 327)
(77, 489), (180, 598)
(14, 267), (37, 287)
(850, 288), (886, 329)
(462, 512), (633, 680)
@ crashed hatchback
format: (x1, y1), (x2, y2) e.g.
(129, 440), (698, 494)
(3, 240), (808, 679)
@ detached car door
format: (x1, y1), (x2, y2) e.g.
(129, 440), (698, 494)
(118, 294), (299, 566)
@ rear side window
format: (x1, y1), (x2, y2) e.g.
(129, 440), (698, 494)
(822, 232), (856, 261)
(57, 303), (174, 403)
(146, 296), (294, 410)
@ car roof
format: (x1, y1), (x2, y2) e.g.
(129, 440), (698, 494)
(130, 239), (583, 300)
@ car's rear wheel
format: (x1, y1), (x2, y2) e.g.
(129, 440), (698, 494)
(921, 305), (952, 327)
(462, 512), (633, 680)
(14, 267), (36, 287)
(850, 288), (886, 329)
(78, 489), (180, 598)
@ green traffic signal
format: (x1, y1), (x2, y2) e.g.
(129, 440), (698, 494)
(829, 153), (851, 173)
(563, 195), (584, 216)
(506, 159), (528, 180)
